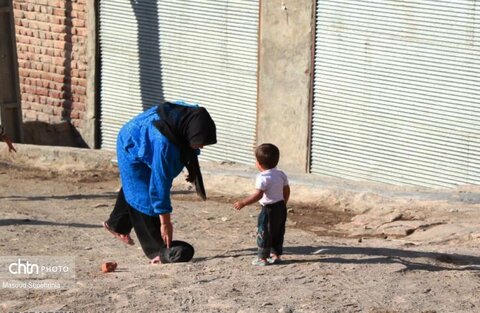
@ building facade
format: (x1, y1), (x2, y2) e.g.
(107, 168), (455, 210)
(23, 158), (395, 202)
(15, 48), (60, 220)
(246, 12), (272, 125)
(11, 0), (480, 187)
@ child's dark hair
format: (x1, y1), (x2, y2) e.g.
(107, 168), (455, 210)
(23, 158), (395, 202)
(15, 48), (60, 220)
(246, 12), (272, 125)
(255, 143), (280, 169)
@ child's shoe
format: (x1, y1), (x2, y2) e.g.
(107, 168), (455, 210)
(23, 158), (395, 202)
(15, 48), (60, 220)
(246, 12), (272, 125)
(251, 258), (268, 266)
(267, 257), (281, 264)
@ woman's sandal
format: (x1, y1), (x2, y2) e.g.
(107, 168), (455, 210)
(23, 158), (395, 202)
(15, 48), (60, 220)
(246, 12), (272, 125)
(103, 221), (134, 246)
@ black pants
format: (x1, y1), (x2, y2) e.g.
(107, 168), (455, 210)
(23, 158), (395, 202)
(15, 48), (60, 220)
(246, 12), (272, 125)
(256, 200), (287, 259)
(106, 188), (165, 259)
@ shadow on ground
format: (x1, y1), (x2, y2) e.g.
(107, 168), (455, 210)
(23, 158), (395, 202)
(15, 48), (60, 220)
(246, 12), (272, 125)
(0, 192), (117, 201)
(0, 218), (101, 228)
(204, 245), (480, 272)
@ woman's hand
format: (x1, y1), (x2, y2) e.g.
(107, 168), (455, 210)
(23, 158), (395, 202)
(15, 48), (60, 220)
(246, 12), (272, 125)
(161, 223), (173, 248)
(159, 213), (173, 248)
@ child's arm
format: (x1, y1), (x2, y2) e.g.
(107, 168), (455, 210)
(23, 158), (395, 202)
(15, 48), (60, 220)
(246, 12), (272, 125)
(283, 185), (290, 205)
(233, 189), (264, 211)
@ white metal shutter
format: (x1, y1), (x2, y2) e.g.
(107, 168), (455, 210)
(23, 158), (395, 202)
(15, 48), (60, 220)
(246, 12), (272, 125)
(311, 0), (480, 187)
(99, 0), (259, 164)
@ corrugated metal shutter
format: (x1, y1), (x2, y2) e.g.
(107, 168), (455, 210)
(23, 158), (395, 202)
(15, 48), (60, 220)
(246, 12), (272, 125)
(311, 0), (480, 187)
(99, 0), (259, 164)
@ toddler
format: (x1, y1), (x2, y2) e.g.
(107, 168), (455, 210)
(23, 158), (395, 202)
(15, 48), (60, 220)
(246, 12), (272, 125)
(234, 143), (290, 266)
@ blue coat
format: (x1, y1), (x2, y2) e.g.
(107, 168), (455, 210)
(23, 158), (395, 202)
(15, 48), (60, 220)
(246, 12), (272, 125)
(116, 106), (185, 216)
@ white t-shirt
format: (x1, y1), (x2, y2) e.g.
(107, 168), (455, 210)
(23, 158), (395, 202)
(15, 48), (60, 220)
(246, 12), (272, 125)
(255, 168), (289, 205)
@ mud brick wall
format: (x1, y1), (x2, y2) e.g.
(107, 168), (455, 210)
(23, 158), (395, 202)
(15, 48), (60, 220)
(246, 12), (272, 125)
(13, 0), (89, 147)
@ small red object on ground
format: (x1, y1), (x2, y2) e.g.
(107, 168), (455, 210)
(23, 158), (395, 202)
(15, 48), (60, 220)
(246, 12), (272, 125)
(101, 262), (117, 273)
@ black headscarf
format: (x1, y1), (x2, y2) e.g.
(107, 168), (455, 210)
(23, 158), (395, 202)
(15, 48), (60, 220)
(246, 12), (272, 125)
(154, 102), (217, 200)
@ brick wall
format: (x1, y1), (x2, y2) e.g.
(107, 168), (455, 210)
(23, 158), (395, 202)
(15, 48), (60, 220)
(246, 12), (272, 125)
(13, 0), (89, 147)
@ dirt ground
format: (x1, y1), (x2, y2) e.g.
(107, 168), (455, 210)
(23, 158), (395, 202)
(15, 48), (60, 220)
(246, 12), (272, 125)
(0, 161), (480, 313)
